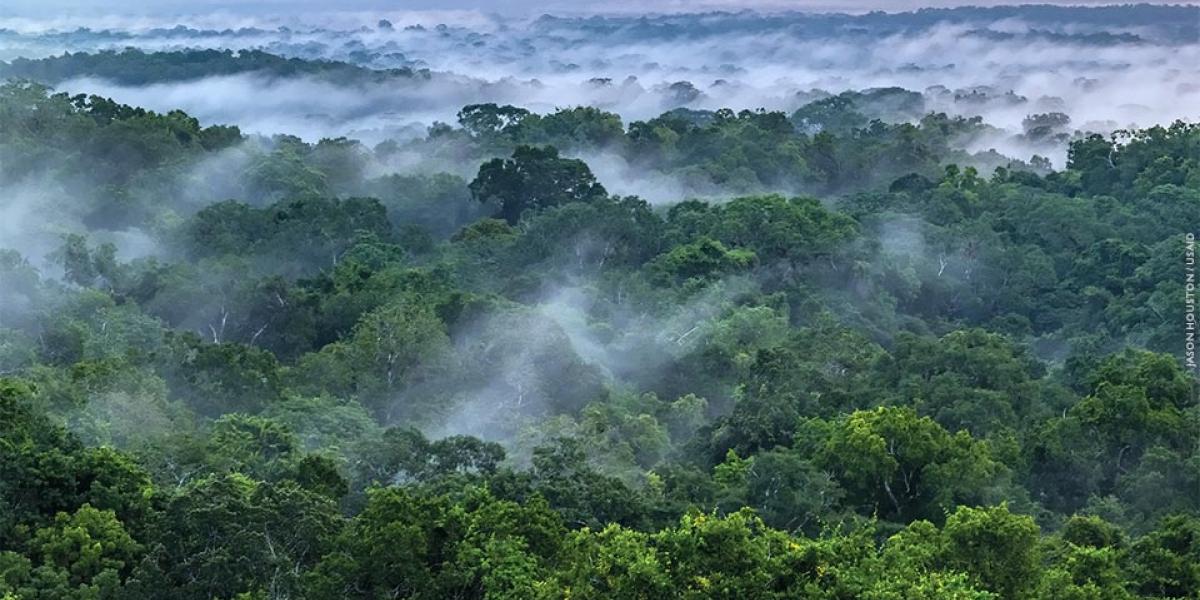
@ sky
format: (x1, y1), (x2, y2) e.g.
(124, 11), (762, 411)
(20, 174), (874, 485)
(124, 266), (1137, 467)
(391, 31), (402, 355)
(4, 1), (1197, 34)
(3, 0), (1199, 18)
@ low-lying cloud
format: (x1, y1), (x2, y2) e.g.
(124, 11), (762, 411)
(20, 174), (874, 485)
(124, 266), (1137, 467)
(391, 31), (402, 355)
(2, 7), (1195, 161)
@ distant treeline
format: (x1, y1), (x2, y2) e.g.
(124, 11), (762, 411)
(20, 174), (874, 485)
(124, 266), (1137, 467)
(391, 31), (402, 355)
(0, 48), (428, 86)
(0, 79), (1197, 599)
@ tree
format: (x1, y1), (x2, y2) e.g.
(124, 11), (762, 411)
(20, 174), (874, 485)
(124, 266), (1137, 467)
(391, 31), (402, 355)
(1129, 515), (1200, 598)
(648, 238), (756, 286)
(1022, 112), (1071, 142)
(1037, 516), (1133, 600)
(206, 414), (301, 480)
(709, 195), (857, 267)
(344, 295), (451, 416)
(142, 474), (341, 600)
(882, 329), (1047, 437)
(28, 505), (142, 597)
(458, 103), (532, 140)
(546, 524), (669, 599)
(0, 379), (152, 543)
(817, 407), (1006, 523)
(157, 332), (284, 417)
(741, 449), (844, 534)
(517, 437), (649, 529)
(469, 145), (607, 224)
(943, 504), (1040, 599)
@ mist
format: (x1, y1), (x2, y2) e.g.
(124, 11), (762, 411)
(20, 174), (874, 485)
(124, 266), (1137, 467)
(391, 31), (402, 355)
(1, 5), (1198, 593)
(0, 7), (1195, 167)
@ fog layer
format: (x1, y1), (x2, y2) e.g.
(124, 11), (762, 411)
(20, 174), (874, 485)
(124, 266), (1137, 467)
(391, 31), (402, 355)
(1, 6), (1196, 160)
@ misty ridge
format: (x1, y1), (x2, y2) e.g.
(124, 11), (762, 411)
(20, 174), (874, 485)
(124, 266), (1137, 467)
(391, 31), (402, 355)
(0, 1), (1195, 470)
(0, 4), (1199, 600)
(0, 4), (1196, 153)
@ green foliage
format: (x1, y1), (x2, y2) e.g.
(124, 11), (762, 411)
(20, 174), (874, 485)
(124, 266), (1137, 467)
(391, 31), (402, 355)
(30, 505), (141, 593)
(157, 332), (284, 417)
(0, 48), (426, 87)
(470, 145), (608, 224)
(0, 78), (1196, 599)
(943, 504), (1041, 598)
(816, 407), (1007, 522)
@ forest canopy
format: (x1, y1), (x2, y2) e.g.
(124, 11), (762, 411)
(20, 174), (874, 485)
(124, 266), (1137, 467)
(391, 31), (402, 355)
(1, 5), (1199, 599)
